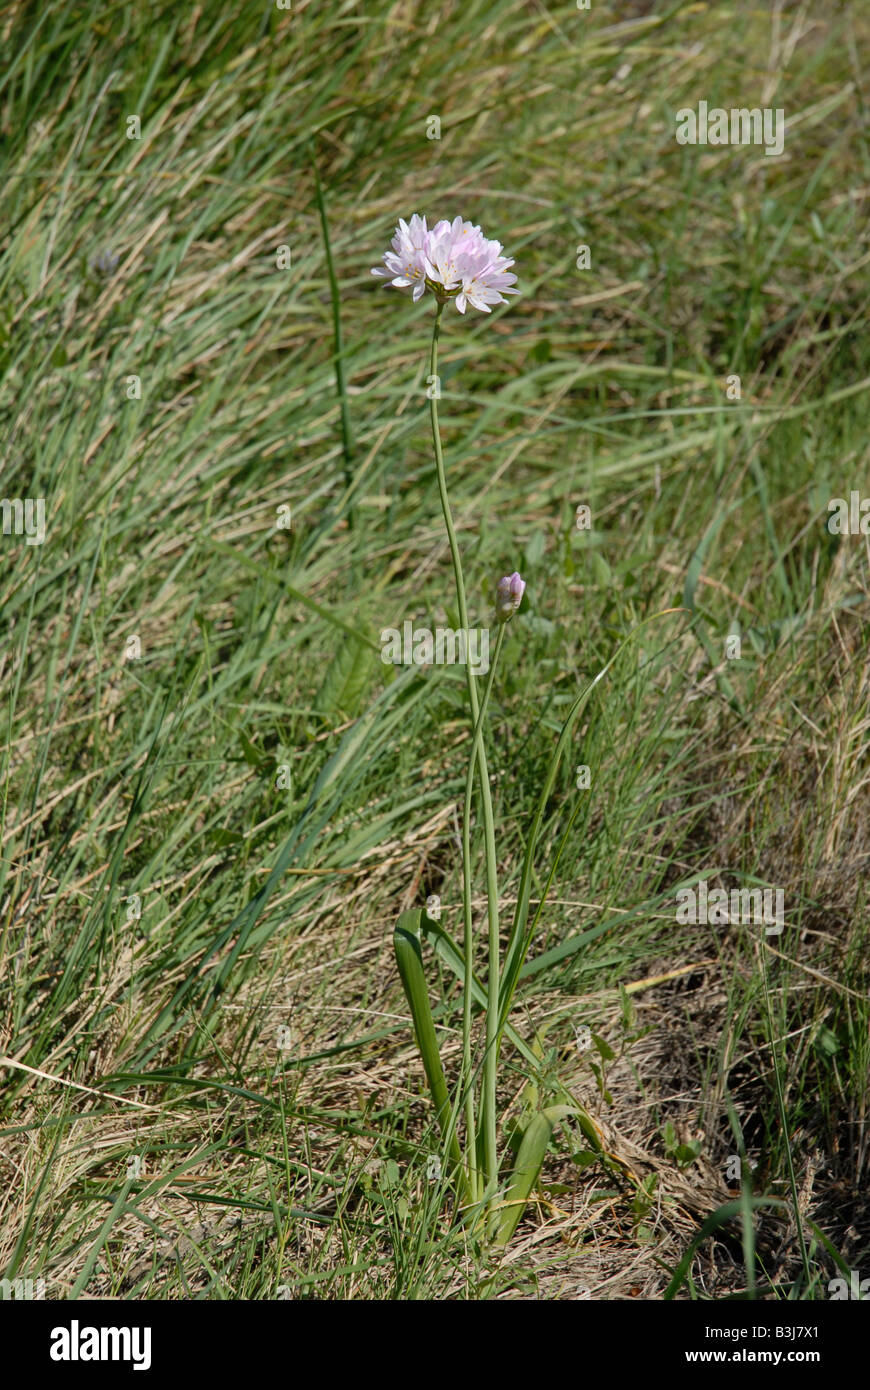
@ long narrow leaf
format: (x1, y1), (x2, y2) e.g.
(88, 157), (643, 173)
(493, 1111), (553, 1246)
(493, 1102), (577, 1245)
(393, 909), (468, 1201)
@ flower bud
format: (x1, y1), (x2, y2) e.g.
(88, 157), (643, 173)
(495, 571), (525, 622)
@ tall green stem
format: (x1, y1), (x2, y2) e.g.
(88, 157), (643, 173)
(428, 305), (502, 1205)
(461, 623), (505, 1205)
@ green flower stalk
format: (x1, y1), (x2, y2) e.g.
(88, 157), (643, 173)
(428, 301), (503, 1207)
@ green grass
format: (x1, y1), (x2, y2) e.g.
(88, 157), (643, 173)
(1, 0), (868, 1299)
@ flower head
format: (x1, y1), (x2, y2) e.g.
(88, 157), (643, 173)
(373, 214), (518, 313)
(495, 571), (525, 622)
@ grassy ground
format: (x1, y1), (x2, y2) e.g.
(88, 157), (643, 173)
(1, 0), (868, 1299)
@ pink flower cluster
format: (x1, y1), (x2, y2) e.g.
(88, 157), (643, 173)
(372, 215), (518, 314)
